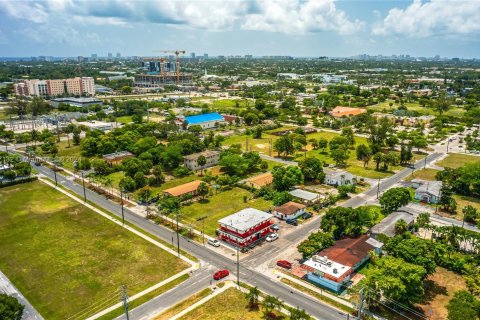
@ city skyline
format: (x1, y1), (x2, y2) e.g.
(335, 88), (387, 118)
(0, 0), (479, 58)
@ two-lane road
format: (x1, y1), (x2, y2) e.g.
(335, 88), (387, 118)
(32, 164), (349, 320)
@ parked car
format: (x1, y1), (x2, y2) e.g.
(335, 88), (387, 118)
(266, 233), (279, 242)
(213, 269), (229, 280)
(276, 260), (292, 269)
(285, 219), (298, 226)
(208, 239), (221, 247)
(302, 212), (313, 220)
(271, 224), (280, 231)
(34, 161), (41, 166)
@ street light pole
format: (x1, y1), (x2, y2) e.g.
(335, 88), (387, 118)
(120, 189), (125, 225)
(236, 246), (240, 286)
(176, 211), (180, 257)
(376, 178), (381, 199)
(196, 216), (207, 246)
(81, 171), (87, 202)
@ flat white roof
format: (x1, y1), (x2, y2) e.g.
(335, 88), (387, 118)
(218, 208), (272, 233)
(304, 255), (351, 279)
(289, 189), (319, 201)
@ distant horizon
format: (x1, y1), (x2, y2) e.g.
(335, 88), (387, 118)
(1, 0), (479, 59)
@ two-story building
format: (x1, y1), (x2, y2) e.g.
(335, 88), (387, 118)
(183, 112), (225, 129)
(303, 235), (383, 292)
(217, 208), (273, 248)
(183, 150), (220, 171)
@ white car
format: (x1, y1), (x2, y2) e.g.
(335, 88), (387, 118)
(208, 239), (221, 247)
(266, 233), (279, 242)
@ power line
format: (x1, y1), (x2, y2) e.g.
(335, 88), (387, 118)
(67, 291), (121, 320)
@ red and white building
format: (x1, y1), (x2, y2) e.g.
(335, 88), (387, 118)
(217, 208), (273, 248)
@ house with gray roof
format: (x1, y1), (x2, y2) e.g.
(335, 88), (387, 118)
(371, 211), (415, 238)
(412, 179), (442, 204)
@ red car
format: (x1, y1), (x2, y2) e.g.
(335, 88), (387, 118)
(276, 260), (292, 269)
(213, 269), (229, 280)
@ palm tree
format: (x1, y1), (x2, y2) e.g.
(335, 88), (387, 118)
(245, 286), (260, 309)
(417, 212), (430, 239)
(197, 155), (207, 176)
(104, 177), (113, 196)
(262, 295), (283, 319)
(197, 182), (209, 200)
(289, 307), (311, 320)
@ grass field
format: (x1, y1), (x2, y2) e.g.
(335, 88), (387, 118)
(178, 287), (289, 320)
(179, 187), (273, 236)
(404, 168), (440, 181)
(436, 153), (479, 169)
(116, 115), (133, 123)
(224, 128), (417, 179)
(367, 100), (466, 118)
(0, 181), (188, 320)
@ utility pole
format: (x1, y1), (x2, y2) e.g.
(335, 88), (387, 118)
(446, 138), (450, 153)
(236, 246), (240, 285)
(120, 190), (125, 225)
(81, 171), (87, 202)
(357, 288), (365, 320)
(424, 155), (427, 169)
(176, 211), (180, 257)
(197, 216), (207, 246)
(121, 285), (130, 320)
(376, 178), (381, 199)
(53, 163), (58, 186)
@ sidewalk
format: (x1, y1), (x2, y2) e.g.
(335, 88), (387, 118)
(0, 270), (44, 320)
(274, 270), (355, 309)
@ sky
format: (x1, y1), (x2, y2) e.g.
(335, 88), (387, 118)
(0, 0), (479, 58)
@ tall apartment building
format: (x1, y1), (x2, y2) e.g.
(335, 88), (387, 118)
(14, 77), (95, 97)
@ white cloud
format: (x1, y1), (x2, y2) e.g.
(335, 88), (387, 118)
(372, 0), (480, 37)
(0, 0), (362, 35)
(241, 0), (364, 35)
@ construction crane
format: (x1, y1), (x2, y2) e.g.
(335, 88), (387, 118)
(155, 50), (186, 85)
(143, 57), (168, 75)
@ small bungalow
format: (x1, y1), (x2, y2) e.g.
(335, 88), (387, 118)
(102, 151), (134, 165)
(273, 201), (306, 220)
(163, 180), (204, 198)
(289, 189), (321, 204)
(325, 170), (356, 187)
(244, 172), (273, 189)
(412, 179), (442, 204)
(370, 211), (415, 239)
(329, 106), (367, 119)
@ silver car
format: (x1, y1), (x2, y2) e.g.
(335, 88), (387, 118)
(208, 239), (221, 247)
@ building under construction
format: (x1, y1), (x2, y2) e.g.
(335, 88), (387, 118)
(135, 52), (193, 89)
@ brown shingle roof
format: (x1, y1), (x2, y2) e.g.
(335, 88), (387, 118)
(275, 201), (306, 215)
(245, 172), (273, 188)
(164, 180), (203, 197)
(318, 235), (374, 267)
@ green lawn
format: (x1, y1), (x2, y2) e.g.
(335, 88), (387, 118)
(179, 187), (273, 236)
(224, 128), (419, 179)
(0, 181), (188, 320)
(116, 115), (133, 123)
(201, 99), (250, 110)
(436, 153), (479, 169)
(367, 100), (466, 118)
(404, 168), (440, 181)
(178, 287), (289, 320)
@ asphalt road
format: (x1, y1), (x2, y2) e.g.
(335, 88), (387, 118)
(341, 152), (444, 208)
(33, 164), (349, 320)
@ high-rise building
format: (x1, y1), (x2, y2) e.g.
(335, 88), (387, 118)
(116, 53), (121, 59)
(91, 54), (98, 60)
(190, 52), (196, 59)
(77, 56), (84, 63)
(108, 53), (113, 59)
(203, 53), (208, 59)
(14, 77), (95, 97)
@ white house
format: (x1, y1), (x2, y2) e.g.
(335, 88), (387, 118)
(412, 180), (442, 204)
(325, 170), (356, 187)
(273, 201), (306, 220)
(183, 150), (220, 171)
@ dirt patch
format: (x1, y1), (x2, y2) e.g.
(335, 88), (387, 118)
(416, 267), (467, 320)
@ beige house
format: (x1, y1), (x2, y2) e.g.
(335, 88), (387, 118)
(183, 150), (220, 171)
(244, 172), (273, 189)
(164, 180), (204, 198)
